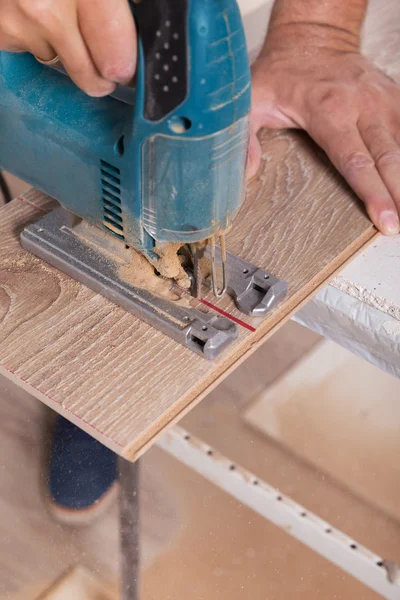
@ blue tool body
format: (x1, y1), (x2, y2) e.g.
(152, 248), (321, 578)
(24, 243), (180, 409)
(0, 0), (251, 258)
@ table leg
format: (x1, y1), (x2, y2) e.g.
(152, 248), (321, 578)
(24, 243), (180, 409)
(118, 456), (140, 600)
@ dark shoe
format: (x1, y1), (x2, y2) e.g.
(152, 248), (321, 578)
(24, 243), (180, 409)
(46, 417), (118, 525)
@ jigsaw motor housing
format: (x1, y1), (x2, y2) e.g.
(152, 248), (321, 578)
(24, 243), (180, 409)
(0, 0), (251, 256)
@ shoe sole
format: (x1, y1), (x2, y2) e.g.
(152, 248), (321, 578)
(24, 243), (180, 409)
(45, 480), (120, 527)
(40, 410), (120, 527)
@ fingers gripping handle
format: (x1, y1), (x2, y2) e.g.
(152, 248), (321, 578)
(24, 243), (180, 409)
(24, 0), (189, 115)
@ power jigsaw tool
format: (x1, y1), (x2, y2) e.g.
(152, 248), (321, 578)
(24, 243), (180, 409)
(0, 0), (287, 359)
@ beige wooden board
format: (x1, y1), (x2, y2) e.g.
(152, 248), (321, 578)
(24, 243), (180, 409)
(4, 325), (400, 600)
(35, 568), (116, 600)
(0, 135), (377, 459)
(244, 339), (400, 523)
(0, 0), (398, 463)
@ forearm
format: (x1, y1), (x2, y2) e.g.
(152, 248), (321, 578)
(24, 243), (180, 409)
(264, 0), (368, 52)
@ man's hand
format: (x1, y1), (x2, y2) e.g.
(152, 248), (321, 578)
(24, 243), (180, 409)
(249, 0), (400, 237)
(0, 0), (137, 97)
(250, 45), (400, 236)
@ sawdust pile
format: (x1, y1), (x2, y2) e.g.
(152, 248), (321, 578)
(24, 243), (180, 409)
(119, 242), (191, 304)
(154, 243), (191, 289)
(2, 254), (35, 270)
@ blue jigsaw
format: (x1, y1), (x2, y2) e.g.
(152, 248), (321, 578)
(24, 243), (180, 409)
(0, 0), (250, 284)
(0, 0), (287, 359)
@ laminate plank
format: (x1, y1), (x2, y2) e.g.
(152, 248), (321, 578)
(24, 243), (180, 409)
(2, 0), (398, 458)
(0, 145), (376, 460)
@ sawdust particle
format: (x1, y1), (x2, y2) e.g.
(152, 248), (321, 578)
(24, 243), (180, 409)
(2, 254), (34, 270)
(332, 276), (400, 321)
(154, 243), (191, 289)
(120, 249), (178, 299)
(119, 247), (193, 308)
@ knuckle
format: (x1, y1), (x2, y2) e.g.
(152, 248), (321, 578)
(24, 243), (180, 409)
(375, 148), (400, 167)
(363, 123), (385, 138)
(19, 0), (59, 29)
(342, 151), (374, 173)
(316, 87), (347, 115)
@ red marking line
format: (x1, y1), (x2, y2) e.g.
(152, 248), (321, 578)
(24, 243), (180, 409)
(199, 298), (256, 333)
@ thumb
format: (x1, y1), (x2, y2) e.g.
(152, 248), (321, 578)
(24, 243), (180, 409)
(247, 131), (262, 180)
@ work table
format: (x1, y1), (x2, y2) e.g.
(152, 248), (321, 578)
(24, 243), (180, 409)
(296, 236), (400, 378)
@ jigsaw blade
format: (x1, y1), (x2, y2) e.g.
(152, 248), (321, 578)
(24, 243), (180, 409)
(190, 243), (207, 299)
(210, 235), (227, 298)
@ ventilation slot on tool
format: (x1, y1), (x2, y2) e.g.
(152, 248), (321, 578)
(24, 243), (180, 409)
(100, 160), (125, 241)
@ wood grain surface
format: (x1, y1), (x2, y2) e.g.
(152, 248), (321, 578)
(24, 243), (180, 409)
(2, 0), (397, 460)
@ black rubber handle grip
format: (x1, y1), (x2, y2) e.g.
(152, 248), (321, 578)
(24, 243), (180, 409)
(133, 0), (188, 120)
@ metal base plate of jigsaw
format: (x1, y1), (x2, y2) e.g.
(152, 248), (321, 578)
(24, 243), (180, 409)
(20, 208), (287, 360)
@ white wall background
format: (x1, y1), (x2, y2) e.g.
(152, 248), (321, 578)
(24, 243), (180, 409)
(238, 0), (274, 62)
